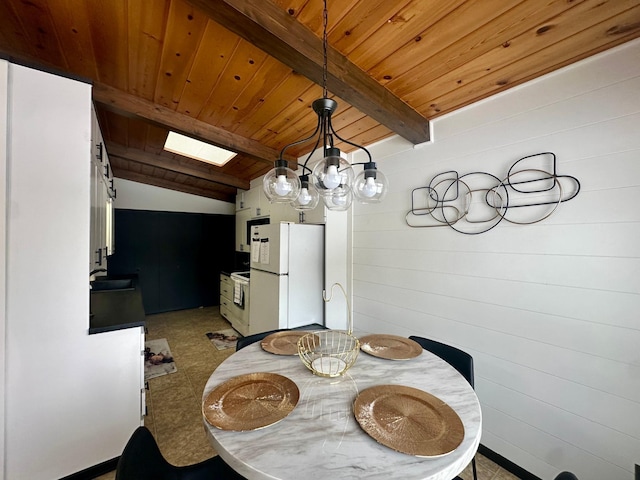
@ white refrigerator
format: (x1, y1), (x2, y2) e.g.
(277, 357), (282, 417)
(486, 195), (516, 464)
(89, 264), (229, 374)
(249, 222), (325, 334)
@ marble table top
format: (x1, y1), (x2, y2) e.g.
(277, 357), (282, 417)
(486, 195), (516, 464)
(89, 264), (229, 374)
(202, 333), (482, 480)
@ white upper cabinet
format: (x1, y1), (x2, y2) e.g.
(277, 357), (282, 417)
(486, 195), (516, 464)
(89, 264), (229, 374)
(90, 104), (115, 273)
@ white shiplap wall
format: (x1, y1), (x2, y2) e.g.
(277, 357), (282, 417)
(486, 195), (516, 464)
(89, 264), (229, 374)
(352, 39), (640, 480)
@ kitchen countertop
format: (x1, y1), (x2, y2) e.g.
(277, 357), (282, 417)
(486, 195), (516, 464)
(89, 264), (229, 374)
(89, 275), (146, 334)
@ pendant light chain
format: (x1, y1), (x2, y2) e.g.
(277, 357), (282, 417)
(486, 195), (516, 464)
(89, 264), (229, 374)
(322, 0), (328, 99)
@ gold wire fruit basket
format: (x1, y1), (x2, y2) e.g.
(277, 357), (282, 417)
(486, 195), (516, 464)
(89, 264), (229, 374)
(298, 283), (359, 378)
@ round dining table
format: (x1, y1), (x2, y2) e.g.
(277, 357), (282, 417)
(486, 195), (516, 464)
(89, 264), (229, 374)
(202, 332), (482, 480)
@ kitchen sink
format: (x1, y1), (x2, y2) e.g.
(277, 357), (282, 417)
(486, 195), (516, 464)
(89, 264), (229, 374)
(231, 271), (250, 280)
(91, 278), (135, 291)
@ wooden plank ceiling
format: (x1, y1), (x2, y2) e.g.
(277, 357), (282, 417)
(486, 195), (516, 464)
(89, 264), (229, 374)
(1, 0), (639, 202)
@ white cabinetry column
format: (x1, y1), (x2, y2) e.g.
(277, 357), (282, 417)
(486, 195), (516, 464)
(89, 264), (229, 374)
(4, 63), (141, 479)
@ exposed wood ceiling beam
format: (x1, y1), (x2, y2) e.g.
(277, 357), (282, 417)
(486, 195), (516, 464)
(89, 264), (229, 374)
(93, 83), (297, 167)
(106, 143), (250, 190)
(187, 0), (431, 145)
(115, 170), (235, 202)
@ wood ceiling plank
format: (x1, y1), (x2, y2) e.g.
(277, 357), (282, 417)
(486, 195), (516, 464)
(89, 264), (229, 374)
(272, 0), (358, 36)
(355, 123), (394, 146)
(369, 0), (522, 87)
(153, 0), (209, 108)
(347, 0), (466, 71)
(115, 169), (235, 201)
(107, 142), (250, 189)
(85, 0), (128, 90)
(418, 6), (640, 117)
(125, 118), (150, 152)
(140, 163), (155, 176)
(2, 0), (67, 68)
(333, 123), (393, 153)
(144, 123), (172, 155)
(258, 89), (377, 158)
(329, 101), (367, 131)
(229, 71), (315, 139)
(254, 83), (325, 146)
(216, 153), (253, 176)
(127, 0), (169, 100)
(99, 109), (129, 146)
(0, 2), (32, 57)
(45, 0), (100, 80)
(127, 158), (142, 174)
(93, 82), (297, 166)
(176, 20), (241, 117)
(263, 93), (368, 156)
(328, 0), (413, 56)
(271, 0), (311, 16)
(178, 173), (197, 186)
(216, 55), (293, 131)
(411, 1), (640, 113)
(385, 0), (593, 98)
(164, 170), (179, 181)
(329, 114), (380, 144)
(186, 0), (430, 144)
(198, 40), (269, 123)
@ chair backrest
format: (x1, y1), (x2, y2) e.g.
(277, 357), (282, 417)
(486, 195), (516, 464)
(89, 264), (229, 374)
(409, 336), (474, 388)
(115, 426), (172, 479)
(554, 472), (578, 480)
(235, 324), (328, 351)
(235, 329), (287, 351)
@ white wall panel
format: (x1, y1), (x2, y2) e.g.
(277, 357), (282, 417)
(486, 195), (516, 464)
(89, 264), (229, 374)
(114, 177), (235, 214)
(4, 65), (143, 479)
(352, 38), (640, 479)
(354, 248), (640, 294)
(481, 406), (630, 480)
(0, 58), (7, 480)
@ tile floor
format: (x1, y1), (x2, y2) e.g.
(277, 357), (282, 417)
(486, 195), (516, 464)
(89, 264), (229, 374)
(95, 306), (521, 480)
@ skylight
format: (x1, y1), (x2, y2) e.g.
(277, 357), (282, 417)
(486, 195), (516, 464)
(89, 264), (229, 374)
(163, 131), (236, 166)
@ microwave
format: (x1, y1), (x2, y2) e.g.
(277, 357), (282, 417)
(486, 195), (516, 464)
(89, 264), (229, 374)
(246, 217), (270, 246)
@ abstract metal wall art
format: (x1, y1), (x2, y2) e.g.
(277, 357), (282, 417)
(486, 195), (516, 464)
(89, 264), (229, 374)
(406, 152), (580, 235)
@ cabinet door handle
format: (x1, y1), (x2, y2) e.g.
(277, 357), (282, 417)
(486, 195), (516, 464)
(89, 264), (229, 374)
(104, 163), (109, 178)
(96, 143), (102, 161)
(95, 248), (102, 265)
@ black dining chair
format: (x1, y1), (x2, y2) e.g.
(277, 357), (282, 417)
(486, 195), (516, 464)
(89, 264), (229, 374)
(235, 329), (288, 351)
(408, 335), (477, 480)
(115, 426), (245, 480)
(554, 472), (578, 480)
(236, 324), (328, 351)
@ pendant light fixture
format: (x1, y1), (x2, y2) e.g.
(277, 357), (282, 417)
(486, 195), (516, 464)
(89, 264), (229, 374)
(263, 0), (388, 211)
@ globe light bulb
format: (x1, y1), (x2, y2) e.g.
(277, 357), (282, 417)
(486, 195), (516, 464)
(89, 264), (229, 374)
(298, 187), (312, 205)
(361, 176), (378, 198)
(353, 162), (387, 204)
(273, 174), (292, 196)
(332, 190), (348, 206)
(324, 164), (341, 189)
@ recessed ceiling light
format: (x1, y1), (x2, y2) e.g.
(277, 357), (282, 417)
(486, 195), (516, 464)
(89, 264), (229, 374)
(163, 131), (236, 166)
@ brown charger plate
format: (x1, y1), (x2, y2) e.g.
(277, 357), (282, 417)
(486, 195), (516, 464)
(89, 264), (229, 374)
(359, 334), (423, 360)
(203, 372), (299, 431)
(353, 385), (464, 457)
(261, 331), (319, 356)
